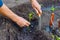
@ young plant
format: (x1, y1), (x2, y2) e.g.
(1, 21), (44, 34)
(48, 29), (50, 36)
(56, 35), (60, 40)
(50, 6), (55, 12)
(28, 12), (34, 21)
(26, 12), (34, 32)
(51, 34), (60, 40)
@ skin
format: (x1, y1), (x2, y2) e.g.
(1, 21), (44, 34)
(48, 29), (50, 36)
(31, 0), (42, 16)
(0, 0), (42, 27)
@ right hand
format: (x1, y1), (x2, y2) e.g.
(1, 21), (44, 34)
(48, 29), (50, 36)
(15, 16), (30, 27)
(31, 0), (42, 16)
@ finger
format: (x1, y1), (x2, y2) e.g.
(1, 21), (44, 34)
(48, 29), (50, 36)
(32, 4), (42, 16)
(32, 5), (39, 14)
(39, 9), (42, 15)
(26, 22), (30, 26)
(27, 22), (30, 25)
(24, 23), (29, 27)
(35, 7), (42, 16)
(33, 7), (40, 16)
(18, 23), (25, 27)
(25, 21), (30, 27)
(35, 8), (42, 17)
(19, 25), (24, 27)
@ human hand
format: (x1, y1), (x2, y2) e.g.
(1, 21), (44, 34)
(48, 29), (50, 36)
(15, 16), (30, 27)
(31, 0), (42, 16)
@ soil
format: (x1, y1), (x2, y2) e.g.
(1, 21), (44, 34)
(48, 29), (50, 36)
(0, 1), (60, 40)
(0, 3), (53, 40)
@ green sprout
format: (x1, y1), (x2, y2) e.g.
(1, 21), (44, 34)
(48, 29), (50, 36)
(27, 12), (34, 32)
(51, 34), (55, 39)
(50, 6), (55, 12)
(56, 35), (60, 40)
(28, 12), (34, 21)
(51, 34), (60, 40)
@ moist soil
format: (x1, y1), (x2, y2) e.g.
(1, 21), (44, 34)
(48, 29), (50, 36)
(0, 2), (60, 40)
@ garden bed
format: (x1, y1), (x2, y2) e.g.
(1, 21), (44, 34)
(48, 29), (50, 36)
(0, 0), (60, 40)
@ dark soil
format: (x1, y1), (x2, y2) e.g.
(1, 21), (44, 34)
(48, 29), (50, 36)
(0, 3), (54, 40)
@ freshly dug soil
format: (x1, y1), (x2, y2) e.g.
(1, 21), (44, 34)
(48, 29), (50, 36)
(0, 3), (54, 40)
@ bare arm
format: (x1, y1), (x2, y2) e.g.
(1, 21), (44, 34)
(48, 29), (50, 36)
(0, 4), (30, 27)
(0, 4), (18, 22)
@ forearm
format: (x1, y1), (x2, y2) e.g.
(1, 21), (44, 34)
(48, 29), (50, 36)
(0, 4), (19, 22)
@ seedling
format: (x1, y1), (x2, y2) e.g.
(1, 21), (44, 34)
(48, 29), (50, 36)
(51, 34), (60, 40)
(50, 6), (55, 12)
(56, 35), (60, 40)
(51, 34), (55, 39)
(47, 6), (55, 29)
(28, 12), (34, 21)
(23, 12), (35, 33)
(50, 7), (60, 40)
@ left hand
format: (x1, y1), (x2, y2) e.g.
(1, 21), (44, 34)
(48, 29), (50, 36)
(31, 0), (42, 16)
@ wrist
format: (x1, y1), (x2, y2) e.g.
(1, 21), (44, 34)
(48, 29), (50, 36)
(12, 14), (20, 22)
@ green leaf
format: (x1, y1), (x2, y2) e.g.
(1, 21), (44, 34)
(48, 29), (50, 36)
(29, 12), (34, 21)
(50, 6), (55, 12)
(56, 35), (60, 40)
(51, 35), (54, 39)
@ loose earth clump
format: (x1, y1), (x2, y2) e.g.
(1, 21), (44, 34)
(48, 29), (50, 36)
(0, 3), (52, 40)
(33, 31), (51, 40)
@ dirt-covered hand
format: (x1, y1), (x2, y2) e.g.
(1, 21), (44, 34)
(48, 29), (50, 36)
(15, 16), (30, 27)
(31, 0), (42, 16)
